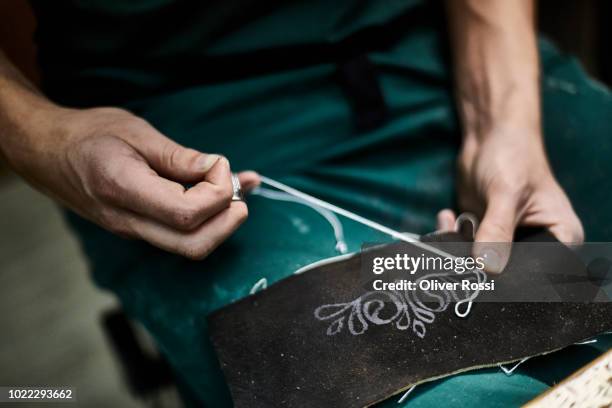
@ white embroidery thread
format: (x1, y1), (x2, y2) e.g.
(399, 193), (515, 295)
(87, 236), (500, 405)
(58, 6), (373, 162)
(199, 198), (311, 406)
(314, 268), (487, 338)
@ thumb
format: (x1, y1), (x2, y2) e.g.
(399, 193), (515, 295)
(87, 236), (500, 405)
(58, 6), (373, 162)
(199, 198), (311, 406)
(130, 125), (220, 182)
(473, 195), (518, 274)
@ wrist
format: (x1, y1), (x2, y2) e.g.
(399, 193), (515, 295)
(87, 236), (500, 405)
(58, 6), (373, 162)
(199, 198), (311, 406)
(459, 87), (541, 140)
(459, 124), (552, 181)
(462, 120), (543, 148)
(0, 96), (68, 174)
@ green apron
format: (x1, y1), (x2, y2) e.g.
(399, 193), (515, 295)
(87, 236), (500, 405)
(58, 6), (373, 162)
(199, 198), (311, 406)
(30, 1), (612, 406)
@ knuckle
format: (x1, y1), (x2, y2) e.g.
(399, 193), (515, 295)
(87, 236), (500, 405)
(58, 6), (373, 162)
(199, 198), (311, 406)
(179, 239), (210, 261)
(218, 156), (231, 171)
(233, 203), (249, 225)
(98, 209), (132, 238)
(221, 185), (234, 203)
(163, 143), (182, 171)
(210, 184), (233, 205)
(109, 223), (132, 238)
(172, 204), (201, 230)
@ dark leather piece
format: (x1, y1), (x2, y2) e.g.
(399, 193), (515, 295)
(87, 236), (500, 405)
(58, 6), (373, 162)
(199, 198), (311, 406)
(208, 230), (612, 407)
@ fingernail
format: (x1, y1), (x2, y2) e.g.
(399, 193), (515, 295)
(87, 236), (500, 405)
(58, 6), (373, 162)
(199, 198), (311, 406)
(198, 154), (220, 172)
(477, 247), (503, 274)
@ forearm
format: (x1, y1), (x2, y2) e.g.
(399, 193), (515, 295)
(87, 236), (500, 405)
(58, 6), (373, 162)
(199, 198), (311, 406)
(446, 0), (541, 143)
(0, 50), (66, 175)
(443, 1), (582, 254)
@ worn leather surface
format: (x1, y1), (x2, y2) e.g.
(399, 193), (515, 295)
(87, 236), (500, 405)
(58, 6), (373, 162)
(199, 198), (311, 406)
(208, 231), (612, 408)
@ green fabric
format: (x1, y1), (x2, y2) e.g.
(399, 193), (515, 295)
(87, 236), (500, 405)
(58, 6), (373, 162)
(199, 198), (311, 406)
(30, 1), (612, 406)
(31, 0), (424, 56)
(30, 0), (426, 105)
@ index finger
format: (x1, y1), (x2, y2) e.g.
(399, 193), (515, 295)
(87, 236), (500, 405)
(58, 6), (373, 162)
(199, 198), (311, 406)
(100, 156), (235, 230)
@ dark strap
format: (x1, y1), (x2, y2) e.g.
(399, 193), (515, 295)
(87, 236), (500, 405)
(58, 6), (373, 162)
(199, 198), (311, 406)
(336, 54), (388, 131)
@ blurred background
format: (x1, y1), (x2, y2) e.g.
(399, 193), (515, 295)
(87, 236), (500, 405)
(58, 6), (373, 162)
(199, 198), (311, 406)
(0, 0), (610, 406)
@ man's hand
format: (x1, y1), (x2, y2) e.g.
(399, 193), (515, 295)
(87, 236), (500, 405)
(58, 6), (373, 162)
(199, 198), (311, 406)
(436, 126), (583, 273)
(444, 0), (583, 273)
(5, 106), (260, 259)
(0, 50), (258, 260)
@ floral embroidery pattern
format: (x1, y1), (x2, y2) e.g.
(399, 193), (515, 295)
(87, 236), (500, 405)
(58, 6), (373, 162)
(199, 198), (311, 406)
(314, 269), (487, 338)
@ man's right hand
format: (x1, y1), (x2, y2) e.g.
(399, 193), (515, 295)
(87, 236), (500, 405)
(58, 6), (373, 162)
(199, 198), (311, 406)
(4, 106), (260, 259)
